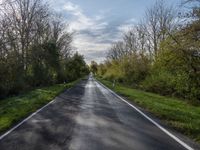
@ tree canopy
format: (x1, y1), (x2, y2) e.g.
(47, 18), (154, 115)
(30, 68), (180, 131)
(0, 0), (89, 98)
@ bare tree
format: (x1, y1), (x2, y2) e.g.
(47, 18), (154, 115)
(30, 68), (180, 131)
(144, 0), (177, 57)
(107, 41), (126, 61)
(0, 0), (51, 69)
(50, 16), (73, 58)
(123, 30), (138, 54)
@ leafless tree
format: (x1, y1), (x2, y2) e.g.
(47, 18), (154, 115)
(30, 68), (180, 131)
(0, 0), (73, 66)
(144, 0), (177, 57)
(0, 0), (51, 69)
(123, 30), (138, 54)
(107, 41), (126, 61)
(50, 16), (73, 58)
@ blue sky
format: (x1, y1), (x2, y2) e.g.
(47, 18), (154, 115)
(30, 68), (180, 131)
(49, 0), (182, 63)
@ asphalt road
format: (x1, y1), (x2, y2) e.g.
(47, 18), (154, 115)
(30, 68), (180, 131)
(0, 76), (198, 150)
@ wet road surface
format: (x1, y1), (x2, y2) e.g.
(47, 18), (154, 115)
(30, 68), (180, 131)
(0, 76), (198, 150)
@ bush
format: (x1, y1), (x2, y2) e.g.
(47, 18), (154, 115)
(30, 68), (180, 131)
(142, 70), (175, 96)
(0, 55), (25, 98)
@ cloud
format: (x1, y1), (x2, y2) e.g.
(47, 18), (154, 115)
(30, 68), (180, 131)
(64, 1), (79, 12)
(63, 2), (108, 32)
(61, 1), (136, 64)
(62, 1), (113, 63)
(117, 18), (136, 33)
(83, 50), (108, 64)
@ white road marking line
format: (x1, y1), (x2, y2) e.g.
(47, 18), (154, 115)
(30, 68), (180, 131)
(0, 100), (55, 140)
(0, 88), (72, 140)
(96, 80), (194, 150)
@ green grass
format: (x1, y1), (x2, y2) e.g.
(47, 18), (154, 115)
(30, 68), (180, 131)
(0, 79), (80, 134)
(98, 78), (200, 143)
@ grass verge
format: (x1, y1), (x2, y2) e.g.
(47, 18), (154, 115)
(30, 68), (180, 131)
(97, 78), (200, 143)
(0, 79), (80, 134)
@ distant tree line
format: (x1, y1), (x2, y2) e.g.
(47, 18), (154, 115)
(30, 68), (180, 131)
(97, 0), (200, 101)
(0, 0), (89, 98)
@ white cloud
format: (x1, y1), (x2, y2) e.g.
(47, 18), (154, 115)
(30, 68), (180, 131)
(73, 34), (110, 51)
(117, 18), (136, 33)
(64, 1), (79, 12)
(63, 1), (112, 63)
(62, 1), (136, 64)
(64, 2), (91, 31)
(64, 2), (108, 32)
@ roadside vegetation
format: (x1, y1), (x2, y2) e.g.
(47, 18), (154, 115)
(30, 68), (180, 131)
(94, 0), (200, 102)
(98, 78), (200, 143)
(0, 79), (80, 134)
(0, 0), (89, 99)
(0, 0), (89, 135)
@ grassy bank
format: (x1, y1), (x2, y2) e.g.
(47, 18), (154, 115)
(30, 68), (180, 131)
(0, 79), (80, 134)
(97, 78), (200, 143)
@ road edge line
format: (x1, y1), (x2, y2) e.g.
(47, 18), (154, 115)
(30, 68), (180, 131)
(96, 79), (194, 150)
(0, 87), (73, 141)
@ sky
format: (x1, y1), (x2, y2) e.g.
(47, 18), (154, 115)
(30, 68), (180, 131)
(49, 0), (182, 64)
